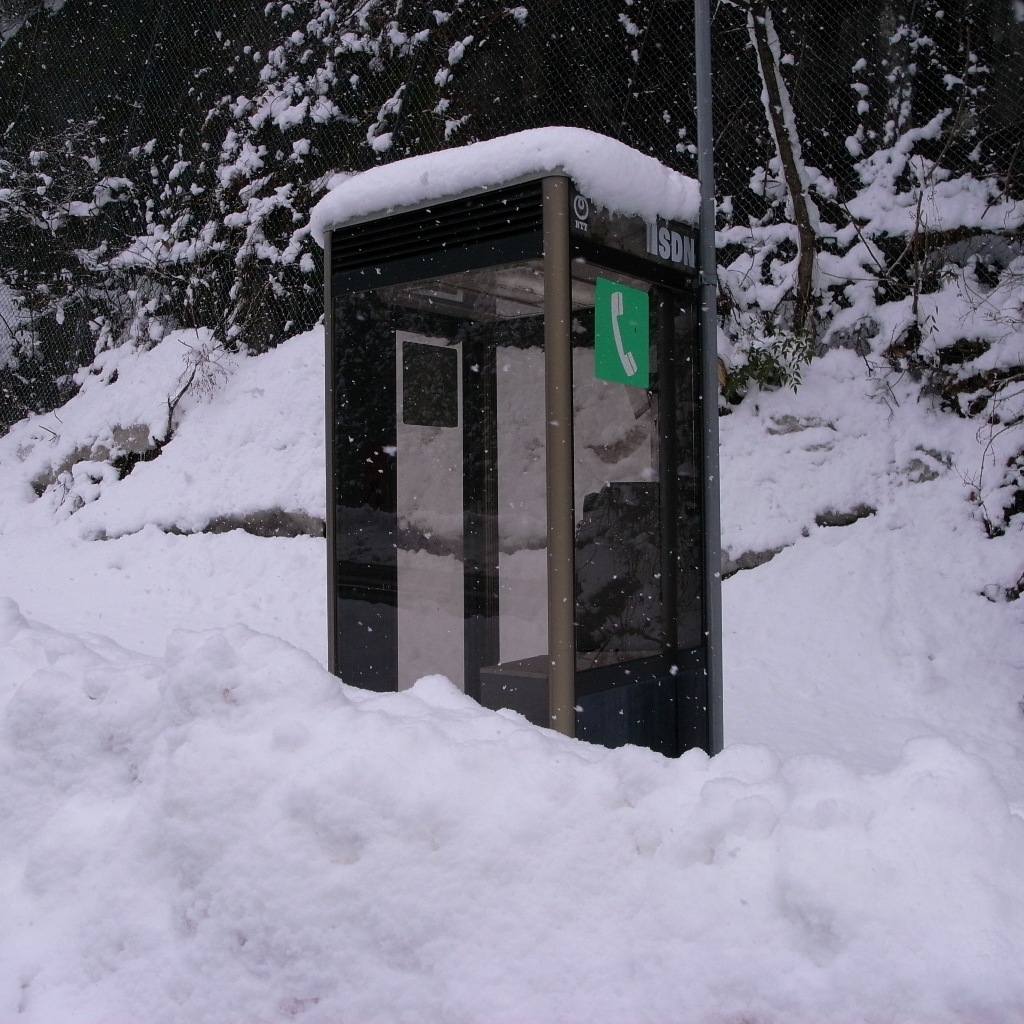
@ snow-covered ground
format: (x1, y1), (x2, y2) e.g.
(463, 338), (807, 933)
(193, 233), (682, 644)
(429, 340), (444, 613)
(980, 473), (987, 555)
(1, 320), (1022, 1023)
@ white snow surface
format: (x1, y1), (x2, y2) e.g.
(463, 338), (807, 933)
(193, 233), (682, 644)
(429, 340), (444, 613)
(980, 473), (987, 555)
(1, 325), (1023, 1022)
(309, 127), (700, 240)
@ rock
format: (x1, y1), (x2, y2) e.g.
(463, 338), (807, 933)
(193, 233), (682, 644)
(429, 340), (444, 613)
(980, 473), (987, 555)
(814, 505), (876, 528)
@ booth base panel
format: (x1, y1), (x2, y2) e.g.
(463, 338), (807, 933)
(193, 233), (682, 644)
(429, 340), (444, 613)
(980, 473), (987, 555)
(479, 655), (706, 758)
(478, 656), (550, 730)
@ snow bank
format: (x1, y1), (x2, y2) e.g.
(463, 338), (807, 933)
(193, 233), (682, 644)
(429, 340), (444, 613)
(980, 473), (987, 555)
(718, 350), (1024, 789)
(2, 597), (1023, 1024)
(0, 328), (324, 538)
(309, 127), (700, 239)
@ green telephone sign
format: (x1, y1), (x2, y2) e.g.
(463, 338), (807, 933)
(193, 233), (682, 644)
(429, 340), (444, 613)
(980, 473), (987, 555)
(594, 277), (649, 388)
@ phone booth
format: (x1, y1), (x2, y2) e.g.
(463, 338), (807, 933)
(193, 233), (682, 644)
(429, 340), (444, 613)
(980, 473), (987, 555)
(320, 137), (721, 757)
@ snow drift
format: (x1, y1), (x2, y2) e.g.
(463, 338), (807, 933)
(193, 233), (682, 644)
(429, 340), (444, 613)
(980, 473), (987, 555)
(2, 599), (1023, 1024)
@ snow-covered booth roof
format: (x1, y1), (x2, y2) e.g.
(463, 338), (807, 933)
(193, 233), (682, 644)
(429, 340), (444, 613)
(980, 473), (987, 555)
(317, 129), (719, 759)
(312, 126), (698, 236)
(307, 127), (700, 307)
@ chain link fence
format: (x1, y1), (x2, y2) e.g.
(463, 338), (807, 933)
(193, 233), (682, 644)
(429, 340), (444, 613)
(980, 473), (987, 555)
(1, 0), (1021, 434)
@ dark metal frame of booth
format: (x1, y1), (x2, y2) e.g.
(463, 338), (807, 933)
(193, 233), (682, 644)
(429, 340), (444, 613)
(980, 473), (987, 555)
(325, 174), (720, 757)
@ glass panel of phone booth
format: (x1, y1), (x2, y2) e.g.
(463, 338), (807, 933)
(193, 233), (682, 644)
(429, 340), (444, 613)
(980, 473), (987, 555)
(332, 256), (702, 702)
(332, 260), (551, 697)
(569, 264), (704, 672)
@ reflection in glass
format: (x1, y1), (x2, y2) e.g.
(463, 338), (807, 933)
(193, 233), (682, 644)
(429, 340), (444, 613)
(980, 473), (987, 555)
(396, 331), (464, 689)
(496, 340), (547, 666)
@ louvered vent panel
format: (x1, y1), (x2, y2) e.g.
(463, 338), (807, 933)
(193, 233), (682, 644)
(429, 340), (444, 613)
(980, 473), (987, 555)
(331, 180), (544, 272)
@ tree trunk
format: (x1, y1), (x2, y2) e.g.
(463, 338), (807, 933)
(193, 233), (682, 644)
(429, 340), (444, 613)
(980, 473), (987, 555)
(748, 1), (817, 335)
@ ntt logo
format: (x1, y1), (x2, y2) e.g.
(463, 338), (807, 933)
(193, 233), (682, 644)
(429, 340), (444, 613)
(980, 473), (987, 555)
(572, 194), (591, 232)
(646, 221), (696, 267)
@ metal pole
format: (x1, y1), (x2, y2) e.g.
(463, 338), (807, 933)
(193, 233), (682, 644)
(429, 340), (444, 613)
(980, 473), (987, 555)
(324, 229), (338, 677)
(542, 176), (576, 737)
(695, 0), (724, 753)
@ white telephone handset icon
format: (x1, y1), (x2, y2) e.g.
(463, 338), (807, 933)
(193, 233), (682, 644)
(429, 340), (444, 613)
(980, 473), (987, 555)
(610, 290), (638, 377)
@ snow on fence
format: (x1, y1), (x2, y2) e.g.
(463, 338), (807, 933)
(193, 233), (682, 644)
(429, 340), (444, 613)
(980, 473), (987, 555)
(1, 0), (1021, 476)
